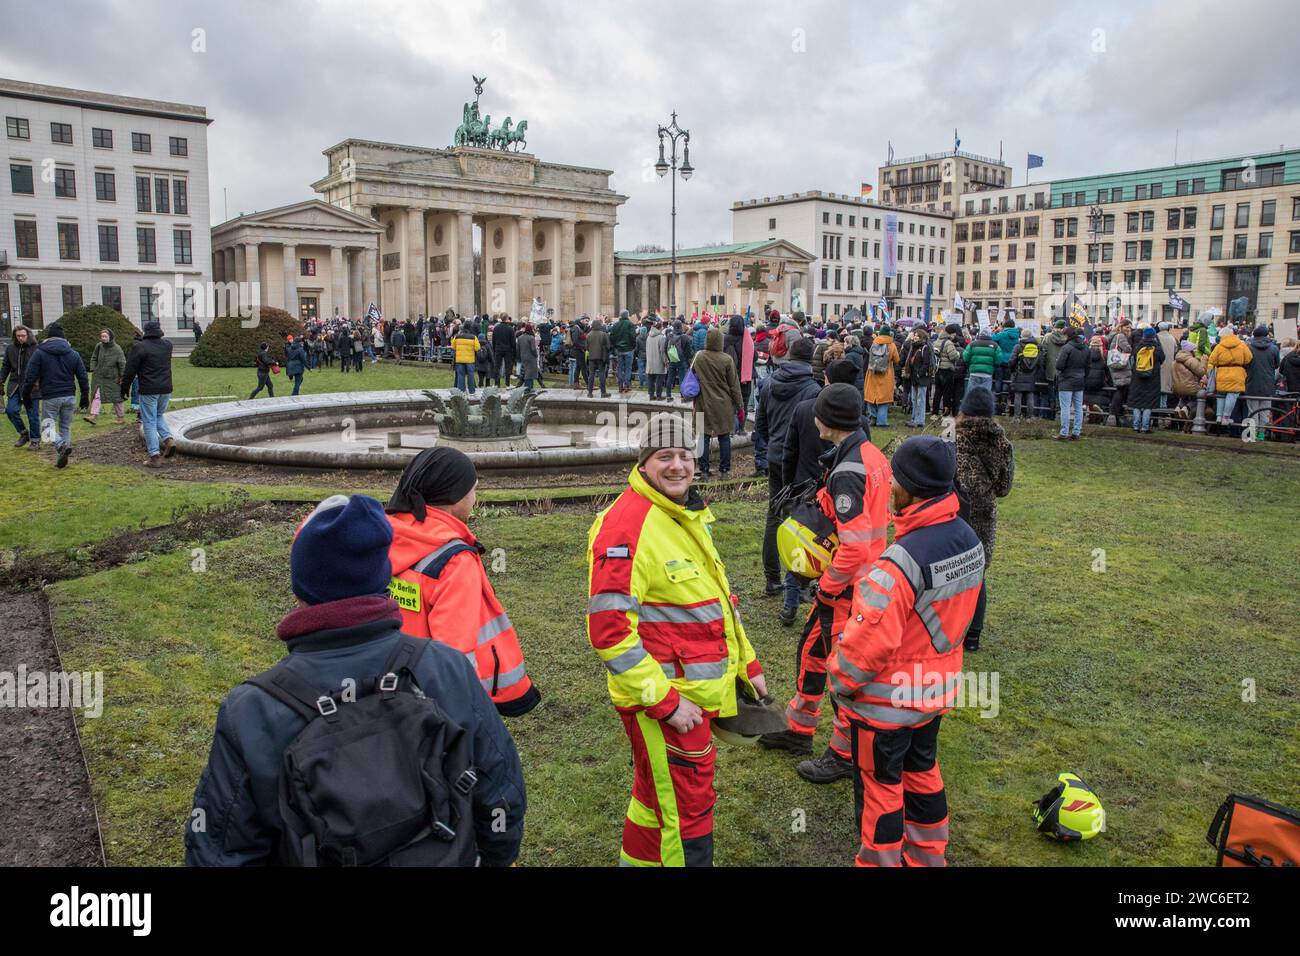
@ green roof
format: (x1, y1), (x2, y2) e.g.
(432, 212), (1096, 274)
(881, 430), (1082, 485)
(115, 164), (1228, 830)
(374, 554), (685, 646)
(1050, 148), (1300, 207)
(615, 241), (774, 261)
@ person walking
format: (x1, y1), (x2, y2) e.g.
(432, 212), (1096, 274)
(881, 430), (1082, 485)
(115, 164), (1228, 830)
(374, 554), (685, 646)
(864, 324), (901, 428)
(1128, 327), (1165, 433)
(1207, 325), (1253, 427)
(249, 342), (276, 399)
(584, 317), (612, 398)
(185, 493), (526, 866)
(20, 321), (89, 468)
(645, 321), (669, 400)
(285, 336), (308, 397)
(1, 325), (40, 447)
(953, 387), (1014, 652)
(83, 328), (127, 426)
(1054, 326), (1091, 440)
(690, 326), (743, 479)
(827, 436), (984, 867)
(120, 319), (176, 467)
(586, 413), (767, 866)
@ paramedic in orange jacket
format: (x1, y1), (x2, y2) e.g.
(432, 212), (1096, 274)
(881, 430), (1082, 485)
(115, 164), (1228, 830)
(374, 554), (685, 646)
(385, 447), (540, 717)
(759, 383), (892, 784)
(828, 436), (984, 866)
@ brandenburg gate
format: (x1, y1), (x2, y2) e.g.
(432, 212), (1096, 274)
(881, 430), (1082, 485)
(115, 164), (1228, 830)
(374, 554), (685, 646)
(312, 78), (626, 321)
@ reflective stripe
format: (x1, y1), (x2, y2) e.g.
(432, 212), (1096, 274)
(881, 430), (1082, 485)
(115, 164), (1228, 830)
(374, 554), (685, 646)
(861, 588), (890, 610)
(478, 613), (513, 644)
(881, 544), (924, 592)
(413, 539), (470, 574)
(824, 565), (853, 585)
(905, 821), (950, 844)
(863, 673), (961, 703)
(915, 570), (983, 609)
(493, 661), (528, 690)
(681, 660), (728, 681)
(604, 643), (649, 675)
(831, 460), (867, 476)
(856, 845), (902, 866)
(640, 602), (724, 625)
(627, 796), (660, 829)
(785, 705), (820, 728)
(827, 669), (855, 699)
(918, 602), (956, 653)
(903, 844), (945, 866)
(841, 699), (938, 726)
(589, 592), (640, 614)
(830, 651), (875, 684)
(661, 663), (677, 678)
(868, 567), (896, 591)
(839, 525), (888, 543)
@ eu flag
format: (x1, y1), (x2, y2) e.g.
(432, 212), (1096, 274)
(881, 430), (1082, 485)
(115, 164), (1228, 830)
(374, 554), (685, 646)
(1027, 154), (1044, 170)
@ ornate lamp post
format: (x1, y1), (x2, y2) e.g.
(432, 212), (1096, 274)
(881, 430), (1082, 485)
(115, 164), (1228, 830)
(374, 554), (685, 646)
(1087, 203), (1104, 320)
(655, 112), (693, 317)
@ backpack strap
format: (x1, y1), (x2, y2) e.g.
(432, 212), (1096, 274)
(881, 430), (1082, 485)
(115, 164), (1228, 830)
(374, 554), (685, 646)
(375, 634), (429, 695)
(245, 666), (341, 722)
(411, 538), (481, 580)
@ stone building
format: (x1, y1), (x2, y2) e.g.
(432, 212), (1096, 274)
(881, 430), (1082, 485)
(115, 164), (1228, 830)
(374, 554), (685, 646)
(613, 240), (813, 317)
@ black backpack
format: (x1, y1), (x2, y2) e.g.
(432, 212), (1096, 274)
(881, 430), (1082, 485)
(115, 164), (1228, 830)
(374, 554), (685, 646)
(244, 635), (480, 867)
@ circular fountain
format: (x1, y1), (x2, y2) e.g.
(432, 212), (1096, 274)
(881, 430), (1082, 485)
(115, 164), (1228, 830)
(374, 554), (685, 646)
(164, 387), (751, 476)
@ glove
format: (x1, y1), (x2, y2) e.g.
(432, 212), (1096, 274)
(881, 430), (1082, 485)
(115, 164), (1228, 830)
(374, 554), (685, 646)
(79, 393), (90, 411)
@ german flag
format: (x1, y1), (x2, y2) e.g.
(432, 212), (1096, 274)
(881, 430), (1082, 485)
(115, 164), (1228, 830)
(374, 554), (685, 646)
(860, 183), (873, 197)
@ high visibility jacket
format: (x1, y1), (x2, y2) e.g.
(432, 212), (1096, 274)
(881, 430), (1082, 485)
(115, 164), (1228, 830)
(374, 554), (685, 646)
(815, 429), (892, 596)
(829, 492), (983, 730)
(453, 334), (479, 365)
(587, 466), (762, 720)
(387, 509), (540, 717)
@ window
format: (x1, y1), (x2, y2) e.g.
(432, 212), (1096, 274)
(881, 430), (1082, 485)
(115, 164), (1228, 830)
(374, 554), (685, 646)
(173, 179), (188, 215)
(1290, 231), (1300, 254)
(1294, 197), (1300, 220)
(173, 228), (192, 265)
(1150, 183), (1163, 199)
(1163, 269), (1177, 289)
(1261, 200), (1276, 227)
(1140, 240), (1152, 261)
(957, 247), (966, 265)
(820, 267), (828, 290)
(988, 270), (998, 291)
(822, 212), (829, 224)
(1176, 179), (1189, 196)
(1165, 238), (1178, 258)
(1182, 237), (1194, 259)
(1125, 241), (1137, 261)
(956, 272), (965, 291)
(1232, 234), (1247, 258)
(1142, 211), (1154, 232)
(136, 175), (151, 212)
(137, 227), (156, 264)
(1184, 207), (1197, 229)
(1006, 269), (1016, 289)
(848, 238), (855, 258)
(177, 288), (195, 330)
(1025, 218), (1039, 237)
(1054, 219), (1066, 239)
(62, 285), (83, 312)
(989, 220), (1003, 240)
(1127, 212), (1139, 233)
(847, 269), (854, 292)
(1223, 163), (1284, 190)
(834, 267), (842, 290)
(956, 223), (968, 242)
(1235, 203), (1250, 228)
(10, 163), (33, 195)
(1290, 264), (1300, 286)
(1025, 268), (1035, 288)
(1136, 184), (1149, 201)
(92, 127), (113, 149)
(1210, 236), (1223, 260)
(132, 132), (151, 153)
(1211, 205), (1225, 229)
(1007, 218), (1021, 238)
(1025, 242), (1036, 259)
(972, 272), (981, 291)
(1179, 269), (1193, 289)
(54, 167), (76, 198)
(57, 222), (79, 260)
(1192, 178), (1206, 194)
(14, 219), (38, 258)
(155, 178), (170, 214)
(767, 217), (776, 230)
(50, 122), (73, 144)
(1074, 191), (1085, 206)
(1066, 246), (1078, 265)
(1168, 209), (1181, 230)
(94, 170), (115, 202)
(140, 286), (160, 322)
(972, 222), (985, 241)
(98, 223), (119, 262)
(19, 285), (43, 329)
(169, 136), (188, 157)
(6, 116), (30, 139)
(101, 286), (122, 312)
(1258, 234), (1272, 257)
(989, 244), (1000, 261)
(1008, 244), (1018, 262)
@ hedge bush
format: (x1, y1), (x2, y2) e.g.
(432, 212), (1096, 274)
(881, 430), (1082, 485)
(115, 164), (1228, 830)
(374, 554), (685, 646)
(40, 304), (142, 365)
(189, 308), (304, 367)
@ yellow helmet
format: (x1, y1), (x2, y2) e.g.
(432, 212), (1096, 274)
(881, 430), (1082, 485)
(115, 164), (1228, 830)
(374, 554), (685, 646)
(777, 501), (839, 583)
(1032, 772), (1106, 842)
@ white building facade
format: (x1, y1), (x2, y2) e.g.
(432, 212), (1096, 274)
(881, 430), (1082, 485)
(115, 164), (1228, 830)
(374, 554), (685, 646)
(0, 78), (211, 337)
(732, 190), (951, 321)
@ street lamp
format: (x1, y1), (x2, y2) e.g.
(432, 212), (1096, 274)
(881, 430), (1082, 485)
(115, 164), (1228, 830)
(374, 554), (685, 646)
(656, 112), (692, 317)
(1087, 204), (1104, 320)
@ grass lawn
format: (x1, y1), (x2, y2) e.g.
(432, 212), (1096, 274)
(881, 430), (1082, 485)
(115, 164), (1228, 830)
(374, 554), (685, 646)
(42, 436), (1300, 866)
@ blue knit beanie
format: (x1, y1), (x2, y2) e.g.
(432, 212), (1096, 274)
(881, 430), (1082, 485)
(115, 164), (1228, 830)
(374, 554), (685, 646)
(290, 495), (393, 605)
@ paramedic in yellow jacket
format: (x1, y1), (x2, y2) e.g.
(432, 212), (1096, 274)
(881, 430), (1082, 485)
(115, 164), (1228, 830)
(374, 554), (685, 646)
(587, 412), (767, 867)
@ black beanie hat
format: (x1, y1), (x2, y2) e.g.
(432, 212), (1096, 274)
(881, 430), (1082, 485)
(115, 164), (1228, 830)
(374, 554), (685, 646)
(891, 436), (956, 501)
(46, 322), (66, 339)
(959, 386), (995, 418)
(385, 446), (479, 521)
(814, 383), (862, 431)
(823, 358), (857, 385)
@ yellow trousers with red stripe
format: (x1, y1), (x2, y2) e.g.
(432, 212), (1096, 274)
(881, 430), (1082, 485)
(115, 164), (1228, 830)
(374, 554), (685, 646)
(849, 715), (949, 867)
(618, 710), (716, 867)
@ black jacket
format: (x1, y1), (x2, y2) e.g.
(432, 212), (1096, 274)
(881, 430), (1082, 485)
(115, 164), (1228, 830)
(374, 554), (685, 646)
(22, 336), (88, 402)
(755, 360), (821, 462)
(1127, 336), (1165, 409)
(121, 328), (173, 396)
(491, 321), (516, 355)
(782, 394), (872, 488)
(1054, 338), (1091, 392)
(1, 336), (37, 399)
(1281, 349), (1300, 394)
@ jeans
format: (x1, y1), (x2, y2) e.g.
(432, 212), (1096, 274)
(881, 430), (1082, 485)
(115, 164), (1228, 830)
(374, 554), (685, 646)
(291, 373), (304, 396)
(910, 385), (928, 425)
(587, 359), (609, 395)
(867, 402), (889, 427)
(648, 373), (666, 399)
(1246, 398), (1272, 435)
(250, 370), (274, 398)
(697, 433), (731, 475)
(965, 373), (993, 397)
(1132, 407), (1152, 431)
(783, 571), (803, 614)
(1216, 393), (1239, 420)
(616, 351), (635, 389)
(763, 469), (785, 583)
(1058, 389), (1084, 437)
(138, 393), (173, 457)
(568, 356), (578, 387)
(40, 395), (76, 450)
(1011, 392), (1034, 418)
(454, 363), (476, 393)
(6, 391), (39, 438)
(636, 354), (647, 386)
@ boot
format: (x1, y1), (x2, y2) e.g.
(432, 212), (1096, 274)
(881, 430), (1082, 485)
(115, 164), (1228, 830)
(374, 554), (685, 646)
(964, 630), (981, 652)
(797, 747), (854, 784)
(83, 416), (97, 425)
(56, 445), (71, 469)
(764, 579), (783, 597)
(778, 605), (797, 627)
(14, 432), (29, 448)
(759, 730), (813, 755)
(162, 436), (176, 458)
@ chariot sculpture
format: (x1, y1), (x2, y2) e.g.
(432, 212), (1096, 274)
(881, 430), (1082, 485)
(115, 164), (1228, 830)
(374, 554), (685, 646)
(452, 76), (529, 152)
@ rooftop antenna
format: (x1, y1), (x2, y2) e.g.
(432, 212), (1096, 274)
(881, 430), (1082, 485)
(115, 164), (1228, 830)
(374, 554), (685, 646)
(1174, 129), (1179, 164)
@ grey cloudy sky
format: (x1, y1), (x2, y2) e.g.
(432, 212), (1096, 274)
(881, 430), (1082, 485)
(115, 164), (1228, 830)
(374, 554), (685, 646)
(3, 0), (1297, 248)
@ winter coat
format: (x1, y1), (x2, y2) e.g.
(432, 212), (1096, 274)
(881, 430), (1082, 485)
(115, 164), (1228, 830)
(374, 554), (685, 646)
(285, 342), (307, 377)
(781, 396), (833, 489)
(608, 317), (636, 353)
(474, 334), (493, 372)
(844, 345), (866, 392)
(1243, 335), (1280, 398)
(864, 335), (901, 405)
(516, 331), (539, 380)
(954, 417), (1014, 568)
(1008, 339), (1042, 392)
(1157, 330), (1179, 394)
(1281, 348), (1300, 394)
(770, 318), (804, 366)
(183, 598), (526, 867)
(491, 320), (516, 355)
(810, 339), (830, 384)
(691, 327), (743, 437)
(453, 331), (478, 365)
(0, 334), (37, 399)
(89, 338), (127, 404)
(755, 360), (821, 462)
(1040, 329), (1071, 383)
(992, 326), (1021, 362)
(1083, 347), (1108, 394)
(23, 335), (89, 402)
(903, 338), (935, 387)
(1208, 334), (1252, 394)
(1107, 331), (1133, 387)
(961, 337), (1002, 377)
(1127, 336), (1165, 409)
(935, 335), (962, 371)
(691, 323), (708, 354)
(585, 325), (611, 362)
(1054, 337), (1091, 392)
(1172, 351), (1207, 398)
(645, 328), (668, 376)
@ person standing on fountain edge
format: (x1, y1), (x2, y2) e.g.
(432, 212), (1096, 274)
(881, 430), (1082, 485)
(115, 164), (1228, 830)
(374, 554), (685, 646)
(828, 436), (984, 867)
(385, 447), (540, 717)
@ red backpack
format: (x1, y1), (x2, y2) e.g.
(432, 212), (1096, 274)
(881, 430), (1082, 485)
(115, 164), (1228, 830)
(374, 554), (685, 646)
(770, 326), (790, 359)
